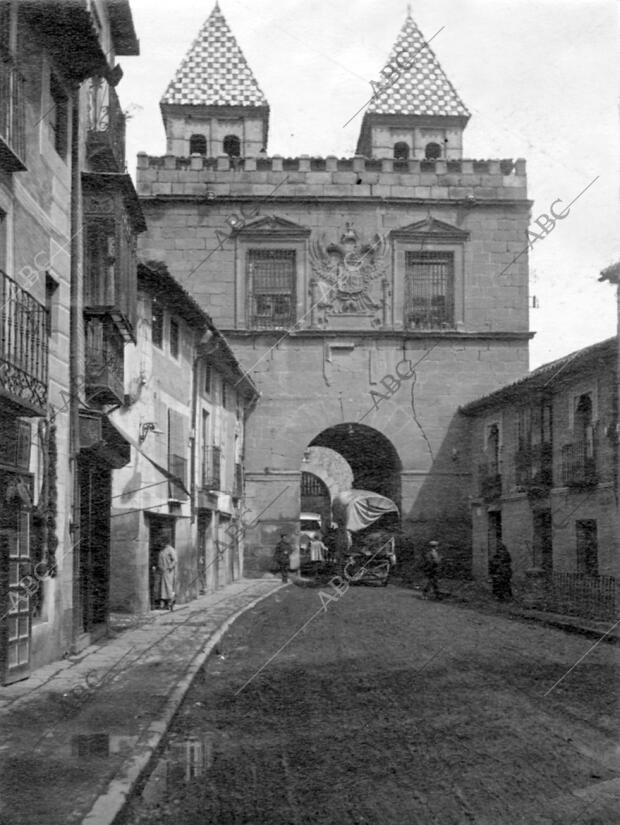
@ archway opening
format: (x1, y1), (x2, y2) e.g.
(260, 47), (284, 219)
(393, 141), (410, 160)
(309, 422), (401, 505)
(189, 134), (207, 155)
(223, 134), (241, 157)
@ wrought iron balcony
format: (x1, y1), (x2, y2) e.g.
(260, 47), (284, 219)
(514, 442), (553, 490)
(0, 53), (26, 171)
(86, 76), (126, 171)
(561, 442), (597, 487)
(84, 315), (124, 406)
(202, 445), (222, 491)
(478, 462), (502, 502)
(0, 270), (48, 416)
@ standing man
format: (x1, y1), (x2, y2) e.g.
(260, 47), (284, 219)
(157, 535), (177, 610)
(274, 533), (292, 583)
(422, 540), (442, 599)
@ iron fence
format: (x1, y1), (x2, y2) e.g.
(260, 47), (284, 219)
(544, 572), (617, 621)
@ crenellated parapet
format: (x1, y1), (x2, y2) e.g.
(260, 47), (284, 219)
(136, 153), (528, 201)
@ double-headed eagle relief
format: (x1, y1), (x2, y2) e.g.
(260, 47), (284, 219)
(309, 224), (388, 314)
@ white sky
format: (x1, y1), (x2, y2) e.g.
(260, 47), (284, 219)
(121, 0), (620, 369)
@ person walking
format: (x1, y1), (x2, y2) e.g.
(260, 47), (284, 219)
(274, 533), (292, 583)
(422, 540), (442, 599)
(157, 537), (177, 610)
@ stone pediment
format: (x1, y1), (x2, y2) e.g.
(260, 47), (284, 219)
(239, 215), (311, 236)
(390, 216), (470, 240)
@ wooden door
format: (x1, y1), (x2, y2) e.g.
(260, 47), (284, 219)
(0, 473), (32, 684)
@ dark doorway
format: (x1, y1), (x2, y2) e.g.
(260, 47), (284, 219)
(197, 511), (212, 593)
(534, 510), (553, 577)
(78, 457), (111, 634)
(148, 514), (176, 608)
(487, 510), (502, 574)
(576, 519), (598, 576)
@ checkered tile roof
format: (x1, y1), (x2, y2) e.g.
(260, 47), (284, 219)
(368, 14), (469, 118)
(161, 3), (268, 107)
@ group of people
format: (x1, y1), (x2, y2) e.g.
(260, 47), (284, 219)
(275, 532), (513, 599)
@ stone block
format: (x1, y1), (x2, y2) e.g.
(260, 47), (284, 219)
(332, 172), (357, 184)
(152, 182), (172, 196)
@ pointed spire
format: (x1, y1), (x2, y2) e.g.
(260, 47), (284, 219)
(368, 14), (469, 118)
(161, 3), (268, 108)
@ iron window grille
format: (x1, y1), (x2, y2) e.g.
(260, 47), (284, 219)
(247, 249), (296, 329)
(301, 472), (326, 497)
(405, 251), (454, 330)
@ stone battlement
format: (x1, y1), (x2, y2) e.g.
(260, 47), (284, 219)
(136, 153), (528, 201)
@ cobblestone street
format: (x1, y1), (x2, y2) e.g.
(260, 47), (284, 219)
(120, 584), (619, 825)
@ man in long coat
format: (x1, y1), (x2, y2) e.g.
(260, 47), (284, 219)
(157, 539), (177, 610)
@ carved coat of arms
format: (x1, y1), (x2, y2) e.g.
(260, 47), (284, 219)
(309, 224), (388, 313)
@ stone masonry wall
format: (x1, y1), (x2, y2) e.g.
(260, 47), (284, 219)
(136, 153), (531, 575)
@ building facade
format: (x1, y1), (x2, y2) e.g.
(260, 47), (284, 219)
(0, 0), (142, 683)
(136, 5), (532, 574)
(463, 337), (618, 620)
(109, 261), (258, 614)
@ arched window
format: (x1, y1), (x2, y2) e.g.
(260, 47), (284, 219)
(223, 134), (241, 158)
(393, 141), (409, 160)
(425, 142), (441, 160)
(189, 134), (206, 155)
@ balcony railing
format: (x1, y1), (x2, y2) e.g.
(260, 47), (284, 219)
(86, 76), (126, 171)
(0, 54), (26, 171)
(84, 316), (124, 406)
(514, 442), (553, 490)
(202, 445), (222, 491)
(561, 442), (597, 487)
(478, 462), (502, 501)
(0, 270), (48, 415)
(233, 462), (243, 498)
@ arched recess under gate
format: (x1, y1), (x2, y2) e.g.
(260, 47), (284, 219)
(308, 422), (402, 510)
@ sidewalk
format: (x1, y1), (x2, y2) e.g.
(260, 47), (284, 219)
(0, 578), (284, 825)
(406, 577), (620, 642)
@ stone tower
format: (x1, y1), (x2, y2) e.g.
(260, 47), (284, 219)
(356, 11), (470, 160)
(160, 2), (269, 158)
(137, 5), (532, 576)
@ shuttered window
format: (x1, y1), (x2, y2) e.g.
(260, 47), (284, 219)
(405, 251), (454, 330)
(168, 409), (188, 500)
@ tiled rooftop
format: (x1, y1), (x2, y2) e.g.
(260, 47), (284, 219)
(368, 14), (469, 118)
(161, 3), (268, 108)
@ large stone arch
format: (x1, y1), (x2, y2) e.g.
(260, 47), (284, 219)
(309, 422), (402, 508)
